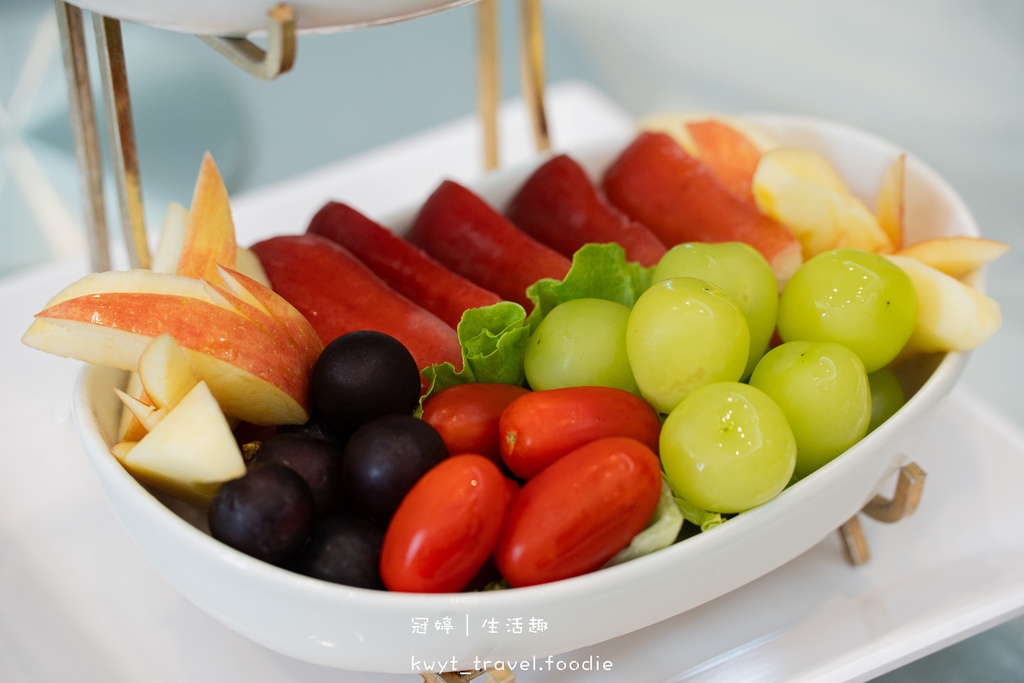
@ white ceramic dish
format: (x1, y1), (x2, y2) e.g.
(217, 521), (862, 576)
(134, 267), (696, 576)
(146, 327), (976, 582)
(73, 114), (979, 674)
(74, 0), (480, 36)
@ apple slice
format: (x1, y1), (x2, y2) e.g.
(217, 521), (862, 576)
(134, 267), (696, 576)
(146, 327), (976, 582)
(120, 380), (246, 506)
(234, 247), (271, 288)
(22, 269), (313, 425)
(753, 147), (893, 259)
(876, 155), (906, 250)
(114, 387), (165, 432)
(885, 254), (1002, 356)
(151, 201), (190, 274)
(138, 333), (200, 410)
(176, 152), (236, 286)
(895, 236), (1009, 279)
(117, 371), (148, 441)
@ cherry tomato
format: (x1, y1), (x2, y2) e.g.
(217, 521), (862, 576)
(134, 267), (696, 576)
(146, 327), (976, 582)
(421, 383), (530, 464)
(499, 386), (661, 479)
(380, 454), (509, 593)
(494, 436), (662, 588)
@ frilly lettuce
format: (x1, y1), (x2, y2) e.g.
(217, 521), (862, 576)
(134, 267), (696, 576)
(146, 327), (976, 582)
(420, 243), (654, 402)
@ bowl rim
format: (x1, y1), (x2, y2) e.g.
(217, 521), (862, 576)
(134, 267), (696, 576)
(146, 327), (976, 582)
(69, 110), (982, 669)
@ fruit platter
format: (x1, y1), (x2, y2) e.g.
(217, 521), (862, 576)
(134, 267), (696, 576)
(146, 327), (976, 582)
(25, 109), (1005, 674)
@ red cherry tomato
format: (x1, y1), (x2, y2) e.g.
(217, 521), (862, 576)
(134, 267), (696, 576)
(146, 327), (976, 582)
(499, 386), (661, 479)
(494, 436), (662, 588)
(421, 383), (530, 464)
(380, 454), (510, 593)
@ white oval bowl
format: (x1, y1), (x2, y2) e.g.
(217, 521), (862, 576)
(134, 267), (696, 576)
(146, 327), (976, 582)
(74, 0), (480, 36)
(73, 114), (978, 673)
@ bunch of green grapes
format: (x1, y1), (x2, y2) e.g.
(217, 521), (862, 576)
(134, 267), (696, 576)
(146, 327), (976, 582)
(522, 244), (917, 513)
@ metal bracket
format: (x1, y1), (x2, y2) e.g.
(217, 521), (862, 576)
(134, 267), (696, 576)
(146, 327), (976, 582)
(198, 3), (296, 80)
(476, 0), (550, 171)
(839, 462), (927, 565)
(421, 668), (515, 682)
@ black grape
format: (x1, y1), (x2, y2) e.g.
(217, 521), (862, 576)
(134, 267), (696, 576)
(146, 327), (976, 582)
(342, 414), (448, 521)
(208, 463), (314, 564)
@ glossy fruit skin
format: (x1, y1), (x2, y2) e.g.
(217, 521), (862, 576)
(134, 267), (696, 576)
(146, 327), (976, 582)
(777, 249), (918, 373)
(341, 414), (449, 521)
(311, 330), (421, 437)
(749, 340), (870, 478)
(652, 241), (779, 379)
(627, 277), (750, 414)
(307, 201), (501, 329)
(289, 515), (386, 589)
(867, 367), (906, 433)
(380, 455), (510, 593)
(523, 298), (640, 395)
(405, 179), (571, 311)
(498, 386), (662, 480)
(250, 234), (462, 390)
(602, 131), (802, 285)
(420, 382), (530, 463)
(208, 463), (315, 565)
(660, 382), (796, 513)
(253, 433), (346, 519)
(494, 436), (662, 588)
(505, 153), (667, 267)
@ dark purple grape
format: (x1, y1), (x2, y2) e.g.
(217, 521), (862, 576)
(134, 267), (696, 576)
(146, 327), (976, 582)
(253, 433), (347, 519)
(289, 515), (386, 589)
(276, 409), (348, 445)
(311, 331), (421, 435)
(342, 414), (448, 520)
(208, 463), (314, 564)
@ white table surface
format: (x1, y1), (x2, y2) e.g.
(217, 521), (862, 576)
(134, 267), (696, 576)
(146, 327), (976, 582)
(2, 83), (1022, 683)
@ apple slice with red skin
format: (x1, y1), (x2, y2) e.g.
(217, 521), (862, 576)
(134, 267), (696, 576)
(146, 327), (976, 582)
(22, 269), (315, 425)
(249, 233), (463, 388)
(405, 180), (572, 311)
(602, 131), (802, 289)
(176, 152), (236, 285)
(306, 201), (502, 329)
(505, 154), (667, 267)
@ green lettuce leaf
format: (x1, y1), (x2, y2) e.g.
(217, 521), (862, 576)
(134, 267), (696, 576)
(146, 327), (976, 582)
(420, 242), (655, 404)
(525, 242), (654, 332)
(420, 301), (531, 402)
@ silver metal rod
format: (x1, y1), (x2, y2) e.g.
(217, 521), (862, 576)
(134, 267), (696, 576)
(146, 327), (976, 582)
(93, 13), (150, 269)
(54, 0), (109, 272)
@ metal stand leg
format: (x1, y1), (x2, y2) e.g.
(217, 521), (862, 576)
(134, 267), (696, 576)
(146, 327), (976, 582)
(518, 0), (549, 154)
(477, 0), (500, 171)
(54, 0), (109, 273)
(93, 12), (149, 269)
(421, 668), (515, 682)
(839, 462), (927, 565)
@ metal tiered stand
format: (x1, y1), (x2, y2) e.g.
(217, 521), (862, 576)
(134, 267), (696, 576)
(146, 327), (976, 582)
(50, 2), (926, 679)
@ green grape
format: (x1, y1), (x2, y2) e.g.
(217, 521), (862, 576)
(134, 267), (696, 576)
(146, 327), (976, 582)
(749, 340), (871, 479)
(523, 297), (640, 394)
(777, 249), (918, 373)
(867, 367), (906, 433)
(660, 382), (796, 513)
(653, 242), (779, 379)
(627, 277), (750, 414)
